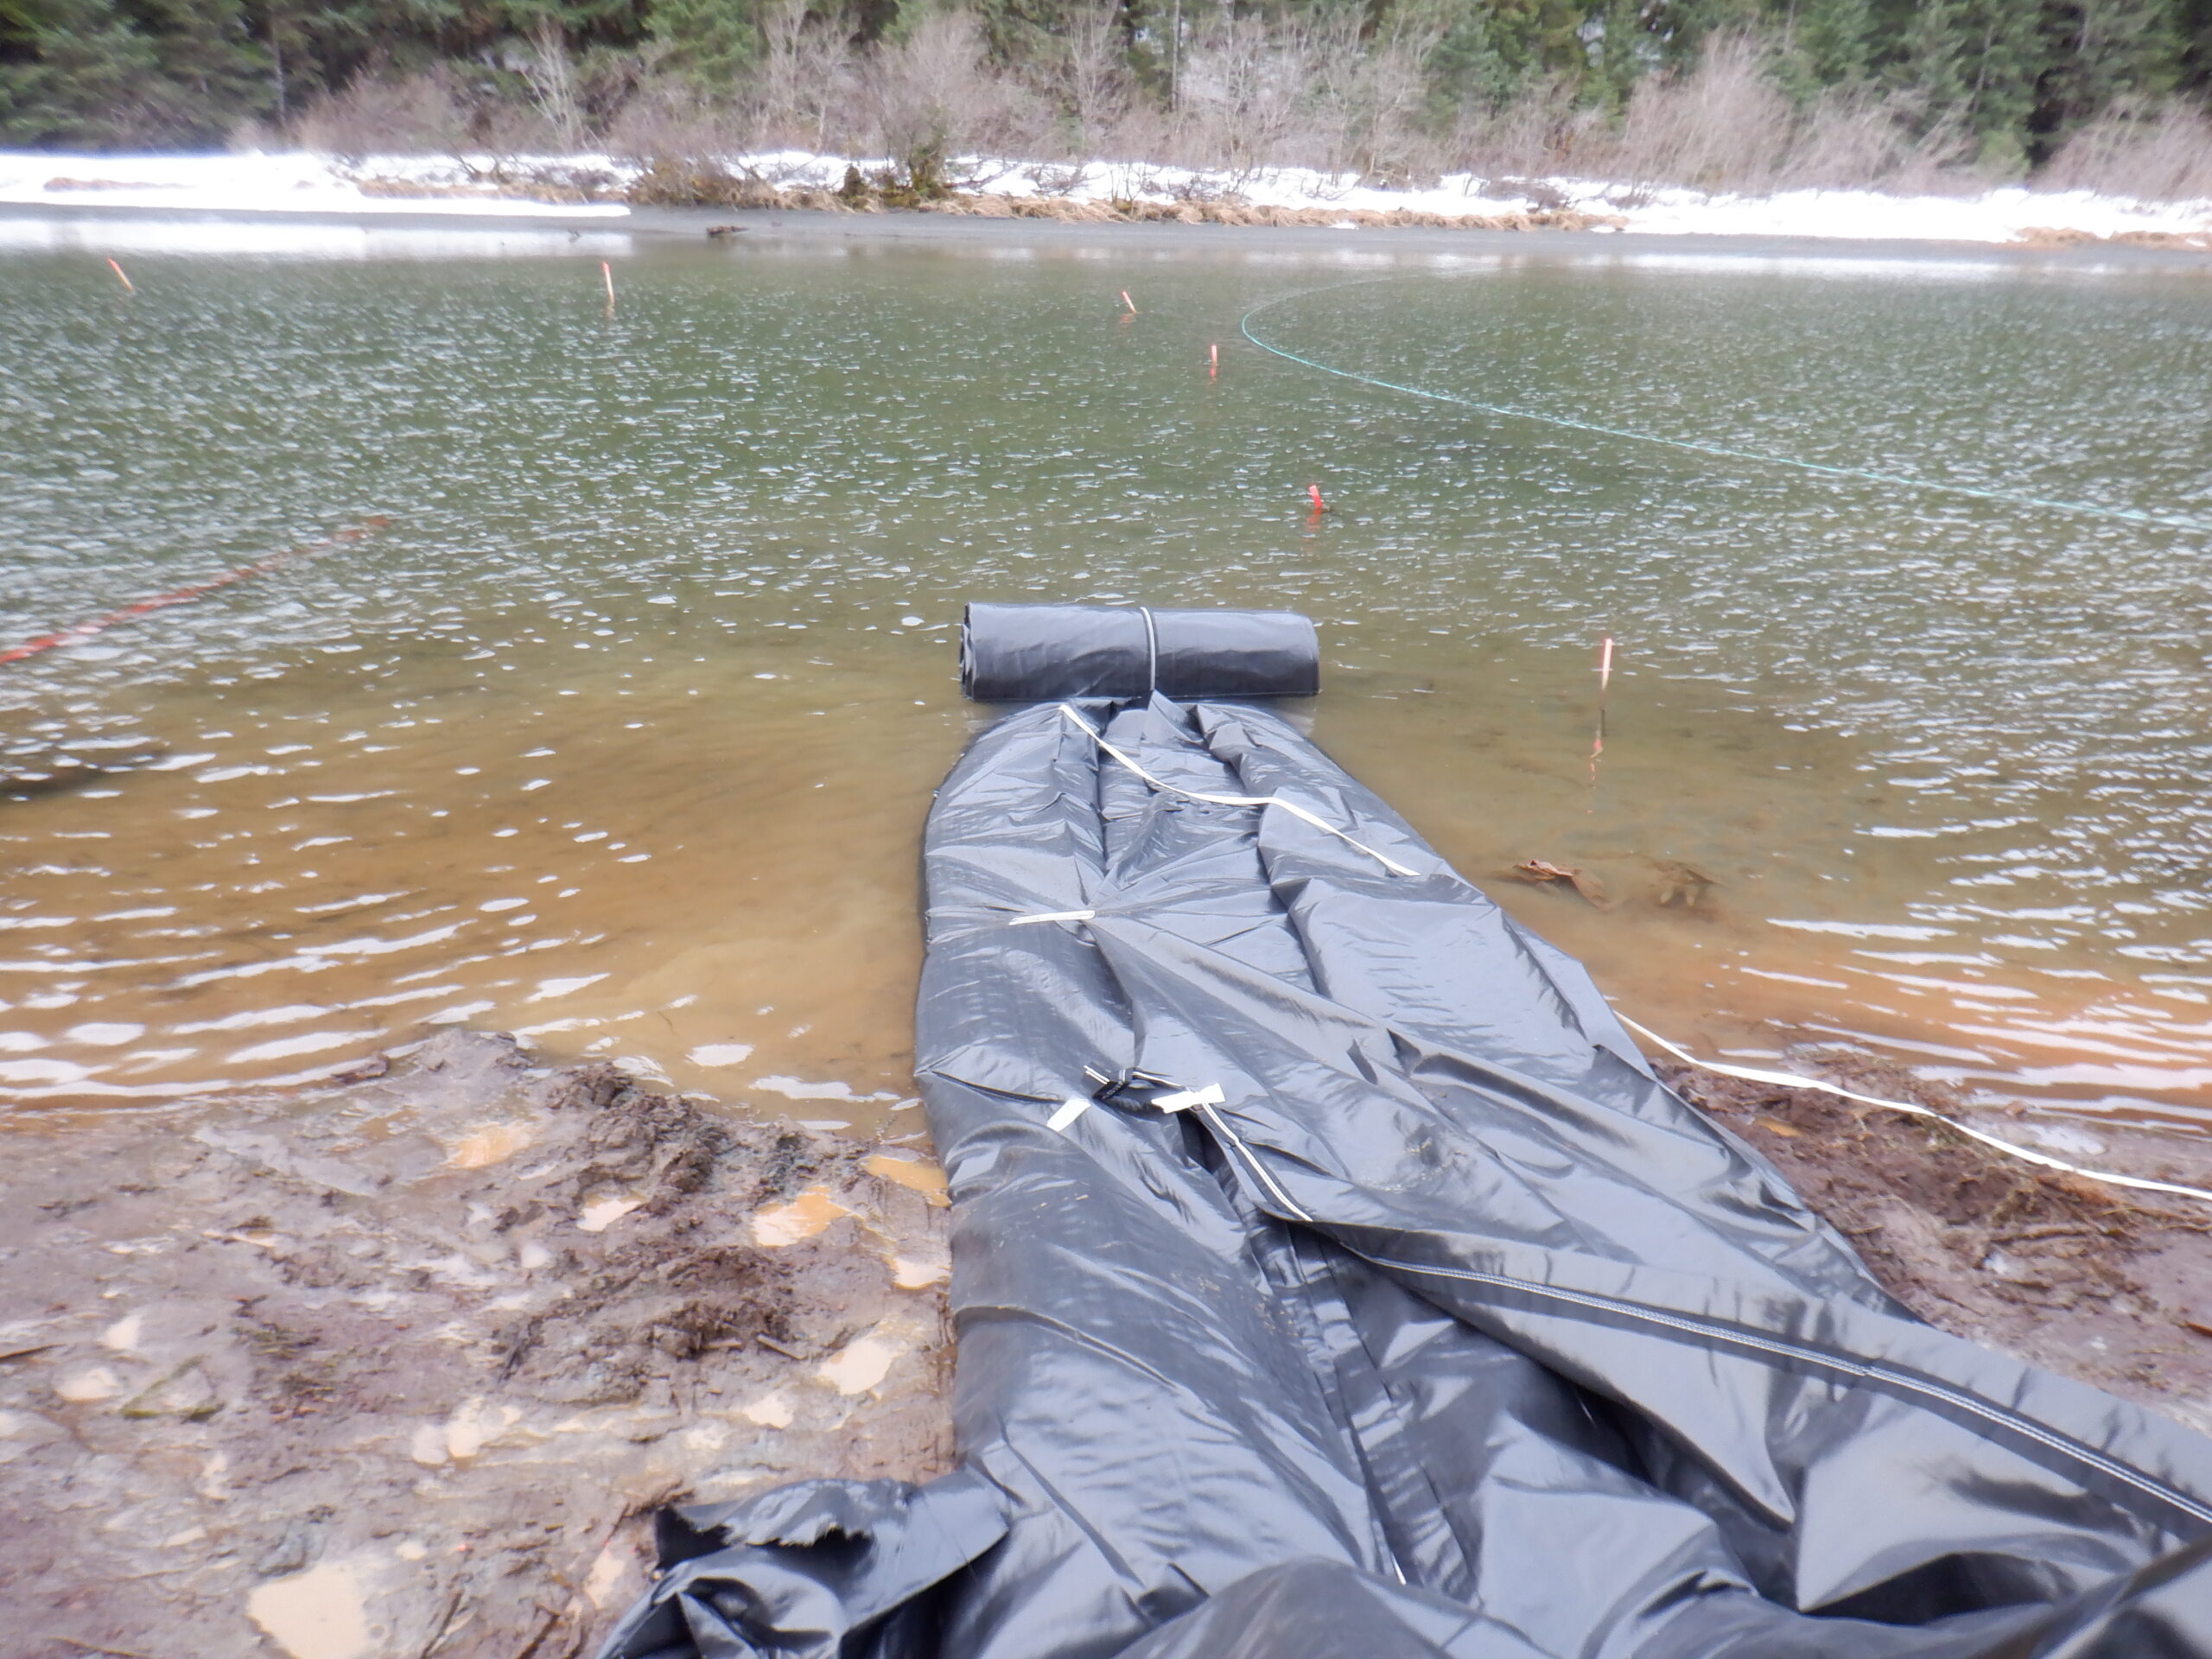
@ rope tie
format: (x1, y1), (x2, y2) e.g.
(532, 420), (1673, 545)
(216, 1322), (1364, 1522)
(1059, 704), (1419, 877)
(1621, 1015), (2212, 1205)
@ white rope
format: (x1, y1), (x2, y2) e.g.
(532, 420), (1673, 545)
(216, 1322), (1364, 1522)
(1048, 704), (2203, 1203)
(1620, 1014), (2212, 1206)
(1058, 704), (1420, 878)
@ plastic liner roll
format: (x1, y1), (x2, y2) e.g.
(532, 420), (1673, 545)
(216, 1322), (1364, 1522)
(601, 694), (2212, 1659)
(959, 602), (1319, 702)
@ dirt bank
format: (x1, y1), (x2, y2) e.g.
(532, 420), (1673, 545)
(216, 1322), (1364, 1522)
(630, 166), (1626, 231)
(1664, 1049), (2212, 1428)
(426, 157), (1630, 232)
(0, 1031), (953, 1659)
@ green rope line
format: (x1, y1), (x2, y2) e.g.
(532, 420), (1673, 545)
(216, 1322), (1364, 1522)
(1239, 287), (2212, 536)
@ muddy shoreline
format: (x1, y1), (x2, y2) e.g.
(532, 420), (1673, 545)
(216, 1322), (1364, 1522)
(1, 1032), (954, 1659)
(1661, 1046), (2212, 1427)
(7, 1029), (2212, 1657)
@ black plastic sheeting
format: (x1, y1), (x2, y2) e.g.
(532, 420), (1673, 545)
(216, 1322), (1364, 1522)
(960, 601), (1319, 702)
(601, 696), (2212, 1659)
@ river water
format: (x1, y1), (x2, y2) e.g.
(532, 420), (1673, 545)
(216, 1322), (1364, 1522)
(2, 218), (2208, 1132)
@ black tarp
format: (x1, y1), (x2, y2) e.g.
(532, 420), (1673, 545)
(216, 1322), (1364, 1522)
(601, 695), (2212, 1659)
(960, 602), (1319, 702)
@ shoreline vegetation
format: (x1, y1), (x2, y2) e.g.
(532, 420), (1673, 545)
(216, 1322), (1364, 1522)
(9, 146), (2212, 247)
(3, 3), (2212, 238)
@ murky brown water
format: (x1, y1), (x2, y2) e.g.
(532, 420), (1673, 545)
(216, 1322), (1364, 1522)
(3, 222), (2209, 1131)
(0, 616), (958, 1124)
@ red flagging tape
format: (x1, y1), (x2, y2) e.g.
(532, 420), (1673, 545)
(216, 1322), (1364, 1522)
(0, 517), (391, 667)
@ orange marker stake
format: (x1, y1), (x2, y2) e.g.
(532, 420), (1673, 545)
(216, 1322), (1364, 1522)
(1120, 290), (1137, 315)
(1598, 634), (1614, 692)
(1307, 483), (1328, 512)
(601, 260), (617, 307)
(1209, 343), (1219, 378)
(106, 258), (135, 294)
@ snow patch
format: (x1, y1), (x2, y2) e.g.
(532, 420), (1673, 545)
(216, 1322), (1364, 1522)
(4, 148), (2208, 247)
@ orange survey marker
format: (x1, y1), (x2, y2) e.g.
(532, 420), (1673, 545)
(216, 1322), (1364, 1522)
(0, 518), (392, 666)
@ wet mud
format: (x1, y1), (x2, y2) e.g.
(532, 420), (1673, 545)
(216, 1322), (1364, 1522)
(0, 1032), (952, 1659)
(8, 1024), (2212, 1659)
(1667, 1051), (2212, 1425)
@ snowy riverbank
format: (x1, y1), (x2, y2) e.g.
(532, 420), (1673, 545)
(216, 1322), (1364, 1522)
(5, 147), (2211, 248)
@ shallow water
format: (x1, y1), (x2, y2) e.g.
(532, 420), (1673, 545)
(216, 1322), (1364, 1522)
(2, 222), (2209, 1130)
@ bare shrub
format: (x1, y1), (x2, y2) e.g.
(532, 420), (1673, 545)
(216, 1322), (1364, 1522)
(288, 11), (2212, 207)
(289, 67), (472, 158)
(1491, 38), (1983, 197)
(467, 98), (569, 158)
(1774, 91), (1919, 189)
(1310, 28), (1439, 184)
(525, 21), (588, 152)
(2043, 101), (2212, 200)
(753, 0), (862, 153)
(1445, 77), (1599, 182)
(601, 75), (748, 164)
(1840, 105), (1977, 194)
(1058, 0), (1137, 163)
(864, 10), (1029, 183)
(1611, 35), (1794, 192)
(1172, 14), (1323, 175)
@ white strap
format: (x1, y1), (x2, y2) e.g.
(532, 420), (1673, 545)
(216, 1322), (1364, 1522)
(1059, 705), (1418, 878)
(1154, 1083), (1226, 1113)
(1009, 909), (1097, 926)
(1046, 1096), (1094, 1132)
(1620, 1014), (2212, 1205)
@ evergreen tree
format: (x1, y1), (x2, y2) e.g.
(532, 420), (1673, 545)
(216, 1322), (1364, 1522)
(649, 0), (761, 82)
(1415, 0), (1526, 120)
(1, 0), (270, 146)
(1889, 0), (2042, 165)
(3, 0), (159, 147)
(1786, 0), (1876, 88)
(2182, 0), (2210, 89)
(1483, 0), (1607, 79)
(2035, 0), (2180, 144)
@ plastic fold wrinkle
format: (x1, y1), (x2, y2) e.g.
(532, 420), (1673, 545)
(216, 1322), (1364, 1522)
(599, 694), (2212, 1659)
